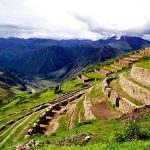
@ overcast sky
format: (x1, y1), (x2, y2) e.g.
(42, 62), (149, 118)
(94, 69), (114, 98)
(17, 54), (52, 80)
(0, 0), (150, 40)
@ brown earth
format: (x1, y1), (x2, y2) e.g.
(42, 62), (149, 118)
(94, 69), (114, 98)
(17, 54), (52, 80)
(91, 100), (121, 119)
(120, 107), (150, 119)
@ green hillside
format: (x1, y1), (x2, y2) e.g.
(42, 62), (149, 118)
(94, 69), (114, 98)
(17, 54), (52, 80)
(0, 48), (150, 150)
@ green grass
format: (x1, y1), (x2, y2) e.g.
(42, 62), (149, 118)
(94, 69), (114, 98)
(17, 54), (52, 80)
(0, 89), (60, 125)
(85, 72), (104, 80)
(36, 140), (150, 150)
(61, 79), (84, 92)
(34, 116), (150, 150)
(135, 60), (150, 69)
(72, 98), (85, 126)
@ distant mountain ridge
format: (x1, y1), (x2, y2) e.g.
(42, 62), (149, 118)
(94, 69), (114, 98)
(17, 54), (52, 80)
(0, 36), (149, 86)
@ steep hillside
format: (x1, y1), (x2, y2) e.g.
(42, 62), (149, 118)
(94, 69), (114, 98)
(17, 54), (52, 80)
(0, 48), (149, 150)
(0, 67), (27, 105)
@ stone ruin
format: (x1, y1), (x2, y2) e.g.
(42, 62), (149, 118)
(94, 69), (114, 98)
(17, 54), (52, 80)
(114, 59), (132, 67)
(77, 75), (91, 83)
(102, 77), (144, 114)
(139, 48), (150, 55)
(95, 68), (111, 76)
(54, 84), (62, 94)
(130, 65), (150, 86)
(27, 93), (84, 136)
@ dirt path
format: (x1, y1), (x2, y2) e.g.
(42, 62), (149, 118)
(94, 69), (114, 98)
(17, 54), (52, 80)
(0, 114), (32, 145)
(83, 95), (96, 120)
(44, 113), (61, 135)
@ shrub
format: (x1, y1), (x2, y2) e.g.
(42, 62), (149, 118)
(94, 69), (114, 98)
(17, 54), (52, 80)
(124, 121), (141, 141)
(115, 120), (150, 143)
(31, 92), (41, 99)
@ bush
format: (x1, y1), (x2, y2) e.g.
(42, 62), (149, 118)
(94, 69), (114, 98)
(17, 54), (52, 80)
(115, 120), (150, 143)
(30, 92), (41, 99)
(124, 121), (141, 141)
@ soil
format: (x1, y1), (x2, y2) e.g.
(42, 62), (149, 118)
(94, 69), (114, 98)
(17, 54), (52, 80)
(91, 100), (121, 119)
(120, 107), (150, 119)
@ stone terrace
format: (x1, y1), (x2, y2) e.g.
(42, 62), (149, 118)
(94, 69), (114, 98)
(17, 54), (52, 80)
(95, 48), (150, 77)
(77, 75), (91, 83)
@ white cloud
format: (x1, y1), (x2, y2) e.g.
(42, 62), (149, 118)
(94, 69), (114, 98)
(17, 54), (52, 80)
(0, 0), (150, 40)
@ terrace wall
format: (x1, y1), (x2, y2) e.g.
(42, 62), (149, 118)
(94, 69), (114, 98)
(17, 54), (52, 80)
(102, 77), (138, 114)
(119, 74), (150, 105)
(130, 66), (150, 86)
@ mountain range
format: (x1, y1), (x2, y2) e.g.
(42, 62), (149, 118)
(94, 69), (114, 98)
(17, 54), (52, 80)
(0, 36), (149, 88)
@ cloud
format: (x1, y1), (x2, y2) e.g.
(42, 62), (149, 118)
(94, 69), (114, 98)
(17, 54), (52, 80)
(0, 0), (150, 40)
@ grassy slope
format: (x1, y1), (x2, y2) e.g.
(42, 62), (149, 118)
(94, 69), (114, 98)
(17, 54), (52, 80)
(0, 49), (150, 149)
(35, 116), (150, 150)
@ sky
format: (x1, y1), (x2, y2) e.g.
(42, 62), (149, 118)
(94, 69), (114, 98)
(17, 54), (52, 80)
(0, 0), (150, 40)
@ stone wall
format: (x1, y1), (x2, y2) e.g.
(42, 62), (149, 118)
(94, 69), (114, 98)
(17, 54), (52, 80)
(77, 75), (90, 83)
(130, 66), (150, 86)
(119, 74), (150, 105)
(95, 68), (111, 76)
(114, 60), (132, 67)
(139, 49), (150, 55)
(102, 77), (138, 114)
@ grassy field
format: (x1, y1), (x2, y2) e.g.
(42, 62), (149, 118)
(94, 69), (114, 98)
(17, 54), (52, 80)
(34, 116), (150, 150)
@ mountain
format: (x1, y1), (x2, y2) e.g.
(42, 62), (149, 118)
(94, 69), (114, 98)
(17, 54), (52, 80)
(0, 67), (27, 104)
(0, 36), (149, 85)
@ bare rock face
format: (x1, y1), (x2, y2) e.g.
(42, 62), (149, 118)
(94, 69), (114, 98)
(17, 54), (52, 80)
(130, 66), (150, 86)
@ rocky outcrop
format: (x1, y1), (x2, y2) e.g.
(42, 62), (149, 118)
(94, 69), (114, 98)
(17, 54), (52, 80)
(130, 66), (150, 86)
(119, 74), (150, 105)
(102, 77), (140, 114)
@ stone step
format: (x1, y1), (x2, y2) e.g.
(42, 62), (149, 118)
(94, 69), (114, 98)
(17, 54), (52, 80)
(103, 66), (116, 72)
(45, 116), (52, 120)
(123, 57), (138, 62)
(109, 78), (143, 106)
(39, 124), (47, 128)
(119, 74), (150, 105)
(52, 110), (59, 113)
(129, 54), (143, 59)
(109, 64), (123, 71)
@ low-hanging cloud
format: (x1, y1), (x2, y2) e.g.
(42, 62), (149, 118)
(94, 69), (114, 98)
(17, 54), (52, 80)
(70, 12), (150, 39)
(0, 0), (150, 40)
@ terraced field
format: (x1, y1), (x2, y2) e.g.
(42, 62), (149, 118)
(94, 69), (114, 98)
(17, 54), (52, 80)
(0, 48), (150, 150)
